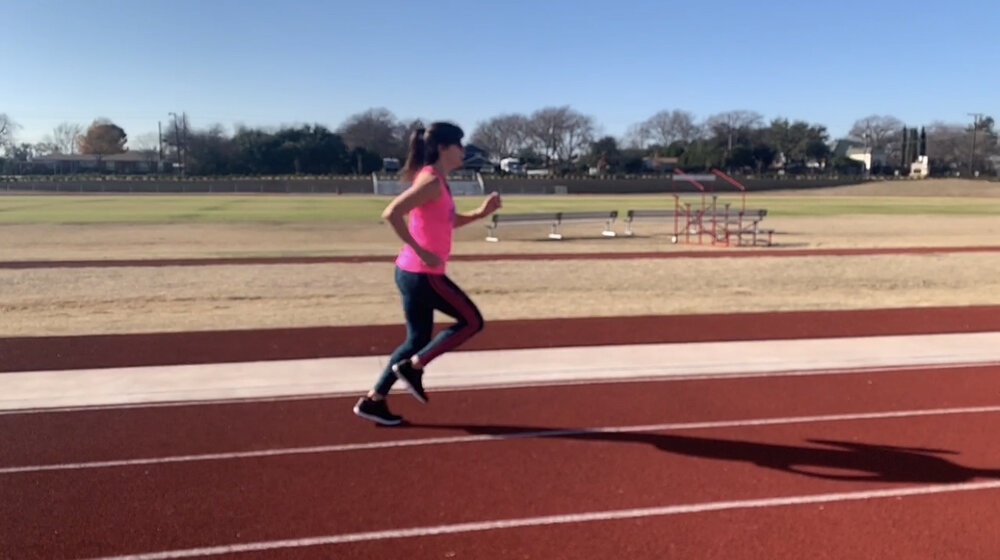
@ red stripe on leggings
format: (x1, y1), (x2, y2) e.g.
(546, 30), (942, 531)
(420, 275), (480, 365)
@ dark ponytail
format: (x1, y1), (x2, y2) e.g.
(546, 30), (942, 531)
(401, 122), (464, 181)
(402, 128), (426, 181)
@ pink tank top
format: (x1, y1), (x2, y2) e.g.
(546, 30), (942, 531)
(395, 166), (455, 275)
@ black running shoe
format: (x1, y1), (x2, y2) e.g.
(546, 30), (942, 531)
(392, 360), (428, 403)
(353, 397), (403, 426)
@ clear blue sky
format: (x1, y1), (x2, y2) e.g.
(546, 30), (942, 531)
(3, 0), (997, 147)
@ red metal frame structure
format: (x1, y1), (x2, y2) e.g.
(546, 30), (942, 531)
(711, 168), (747, 212)
(672, 168), (712, 244)
(710, 168), (772, 246)
(676, 168), (748, 245)
(624, 169), (769, 246)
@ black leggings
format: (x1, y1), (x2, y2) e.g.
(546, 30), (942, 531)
(372, 267), (484, 396)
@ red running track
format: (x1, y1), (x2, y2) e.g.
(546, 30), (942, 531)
(2, 363), (1000, 559)
(6, 305), (1000, 373)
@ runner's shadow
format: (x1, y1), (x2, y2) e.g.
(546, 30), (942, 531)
(407, 423), (1000, 483)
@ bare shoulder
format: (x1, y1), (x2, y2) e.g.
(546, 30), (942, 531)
(408, 169), (442, 196)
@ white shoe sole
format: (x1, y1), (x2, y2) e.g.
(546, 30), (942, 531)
(353, 404), (403, 426)
(393, 366), (428, 403)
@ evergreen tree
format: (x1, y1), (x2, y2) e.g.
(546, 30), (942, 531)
(900, 126), (909, 167)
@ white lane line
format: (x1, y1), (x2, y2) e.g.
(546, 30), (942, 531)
(5, 405), (1000, 475)
(83, 480), (1000, 559)
(0, 392), (336, 416)
(3, 360), (998, 416)
(441, 360), (1000, 393)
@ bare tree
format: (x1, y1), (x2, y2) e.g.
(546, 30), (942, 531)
(527, 106), (596, 163)
(471, 114), (530, 158)
(968, 115), (998, 173)
(924, 120), (998, 173)
(849, 114), (903, 154)
(561, 112), (596, 162)
(0, 113), (20, 153)
(32, 142), (59, 156)
(528, 107), (565, 162)
(163, 113), (191, 173)
(395, 118), (426, 149)
(925, 122), (965, 166)
(622, 122), (651, 149)
(129, 132), (162, 151)
(642, 109), (700, 147)
(184, 124), (238, 175)
(705, 110), (764, 152)
(49, 122), (84, 154)
(337, 108), (403, 158)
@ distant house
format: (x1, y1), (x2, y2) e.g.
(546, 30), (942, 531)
(30, 150), (160, 174)
(105, 151), (159, 173)
(910, 155), (930, 178)
(829, 139), (886, 172)
(461, 144), (494, 173)
(773, 152), (824, 171)
(29, 154), (100, 174)
(382, 157), (400, 173)
(828, 139), (861, 158)
(464, 144), (488, 159)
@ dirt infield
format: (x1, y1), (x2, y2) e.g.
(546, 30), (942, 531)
(2, 222), (1000, 338)
(3, 248), (1000, 337)
(4, 214), (1000, 262)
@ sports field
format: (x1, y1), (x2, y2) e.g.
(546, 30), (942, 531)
(2, 178), (1000, 336)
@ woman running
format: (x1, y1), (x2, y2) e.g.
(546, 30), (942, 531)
(354, 122), (501, 425)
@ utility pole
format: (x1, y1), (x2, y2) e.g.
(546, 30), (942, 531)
(157, 121), (163, 173)
(181, 113), (188, 176)
(168, 112), (185, 177)
(968, 113), (984, 176)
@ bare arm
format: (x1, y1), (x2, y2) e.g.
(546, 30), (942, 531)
(454, 192), (502, 228)
(381, 172), (442, 265)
